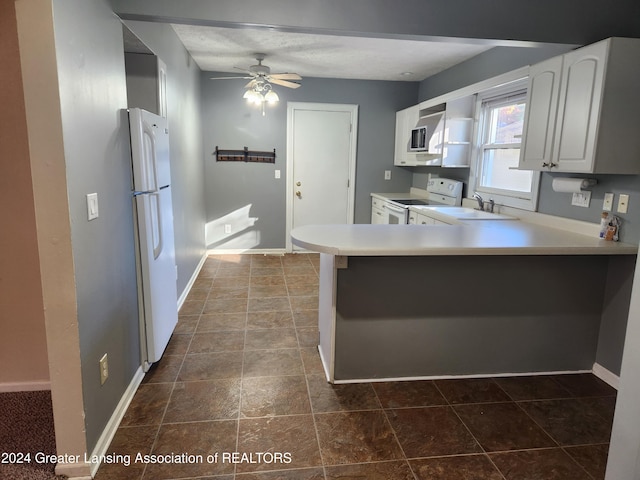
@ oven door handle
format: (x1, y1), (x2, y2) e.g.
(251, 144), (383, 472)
(385, 203), (407, 214)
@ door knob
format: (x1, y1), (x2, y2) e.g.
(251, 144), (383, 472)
(296, 191), (302, 198)
(296, 181), (301, 186)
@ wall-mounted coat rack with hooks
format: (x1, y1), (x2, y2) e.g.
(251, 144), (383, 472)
(214, 146), (276, 163)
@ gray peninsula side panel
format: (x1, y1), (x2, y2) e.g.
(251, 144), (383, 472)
(334, 255), (609, 380)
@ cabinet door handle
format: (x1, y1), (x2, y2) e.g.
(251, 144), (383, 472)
(542, 162), (558, 168)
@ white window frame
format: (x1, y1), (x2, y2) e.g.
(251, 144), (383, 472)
(469, 79), (540, 211)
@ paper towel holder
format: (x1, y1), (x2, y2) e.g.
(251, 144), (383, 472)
(551, 177), (597, 193)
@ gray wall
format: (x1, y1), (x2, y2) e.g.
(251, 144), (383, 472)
(538, 173), (640, 245)
(50, 2), (205, 452)
(418, 45), (575, 101)
(597, 256), (636, 374)
(202, 74), (417, 249)
(124, 52), (159, 114)
(110, 0), (640, 46)
(124, 21), (207, 296)
(607, 254), (640, 479)
(52, 0), (140, 452)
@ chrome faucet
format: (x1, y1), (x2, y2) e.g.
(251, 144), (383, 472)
(473, 192), (484, 211)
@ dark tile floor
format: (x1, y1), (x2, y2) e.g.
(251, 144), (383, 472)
(95, 253), (617, 480)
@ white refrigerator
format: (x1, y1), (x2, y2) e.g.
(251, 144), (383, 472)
(128, 108), (178, 370)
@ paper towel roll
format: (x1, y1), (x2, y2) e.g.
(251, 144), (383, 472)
(551, 177), (596, 193)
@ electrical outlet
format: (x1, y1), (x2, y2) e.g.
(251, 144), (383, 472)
(618, 194), (630, 213)
(224, 224), (232, 234)
(99, 354), (109, 385)
(571, 191), (591, 208)
(603, 192), (614, 212)
(384, 170), (392, 180)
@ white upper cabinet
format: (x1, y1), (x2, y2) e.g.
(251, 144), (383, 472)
(393, 105), (421, 166)
(394, 96), (475, 167)
(553, 41), (608, 172)
(519, 56), (563, 170)
(519, 38), (640, 173)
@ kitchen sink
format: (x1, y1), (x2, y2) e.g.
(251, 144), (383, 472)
(415, 206), (515, 220)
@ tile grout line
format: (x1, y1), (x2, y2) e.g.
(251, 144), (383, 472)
(140, 300), (201, 480)
(232, 256), (258, 479)
(296, 255), (329, 479)
(103, 253), (612, 479)
(511, 397), (600, 480)
(493, 376), (602, 480)
(372, 385), (420, 480)
(432, 379), (509, 480)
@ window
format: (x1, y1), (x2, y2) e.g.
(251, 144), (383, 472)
(471, 82), (539, 211)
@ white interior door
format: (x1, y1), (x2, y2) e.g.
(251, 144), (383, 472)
(286, 103), (358, 251)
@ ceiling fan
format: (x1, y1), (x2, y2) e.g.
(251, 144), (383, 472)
(209, 53), (302, 89)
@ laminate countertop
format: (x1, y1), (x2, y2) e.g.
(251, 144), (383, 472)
(290, 222), (638, 256)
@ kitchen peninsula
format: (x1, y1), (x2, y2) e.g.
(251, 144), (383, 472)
(291, 221), (637, 384)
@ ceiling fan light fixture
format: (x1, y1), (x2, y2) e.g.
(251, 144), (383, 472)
(215, 55), (299, 115)
(243, 89), (262, 104)
(264, 89), (279, 104)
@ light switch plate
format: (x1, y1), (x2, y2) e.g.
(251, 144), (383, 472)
(87, 193), (99, 220)
(571, 191), (591, 208)
(603, 192), (614, 212)
(384, 170), (392, 180)
(618, 194), (629, 213)
(274, 170), (281, 179)
(99, 353), (109, 385)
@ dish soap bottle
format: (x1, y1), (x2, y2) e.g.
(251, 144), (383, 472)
(599, 212), (609, 239)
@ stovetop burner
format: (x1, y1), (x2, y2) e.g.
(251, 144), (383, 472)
(391, 199), (430, 206)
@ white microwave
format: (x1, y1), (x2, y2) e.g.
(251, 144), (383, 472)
(409, 126), (428, 152)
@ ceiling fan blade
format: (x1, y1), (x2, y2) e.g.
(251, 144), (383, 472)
(269, 73), (302, 81)
(209, 76), (253, 80)
(269, 78), (302, 89)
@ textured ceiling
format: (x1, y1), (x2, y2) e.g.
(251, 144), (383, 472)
(171, 25), (493, 82)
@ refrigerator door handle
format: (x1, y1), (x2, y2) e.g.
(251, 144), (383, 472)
(151, 192), (164, 260)
(133, 190), (155, 197)
(142, 120), (160, 192)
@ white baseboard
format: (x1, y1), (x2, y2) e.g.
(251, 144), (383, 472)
(593, 362), (620, 390)
(177, 252), (208, 311)
(331, 369), (594, 384)
(0, 380), (51, 392)
(56, 366), (145, 479)
(207, 248), (287, 256)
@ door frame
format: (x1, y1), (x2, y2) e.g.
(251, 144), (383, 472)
(285, 102), (358, 252)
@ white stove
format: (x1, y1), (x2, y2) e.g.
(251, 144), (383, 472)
(383, 178), (463, 224)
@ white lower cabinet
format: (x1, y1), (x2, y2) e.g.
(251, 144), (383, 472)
(371, 206), (386, 224)
(413, 212), (451, 225)
(371, 197), (387, 224)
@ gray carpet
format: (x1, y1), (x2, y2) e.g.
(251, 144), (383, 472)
(0, 391), (67, 480)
